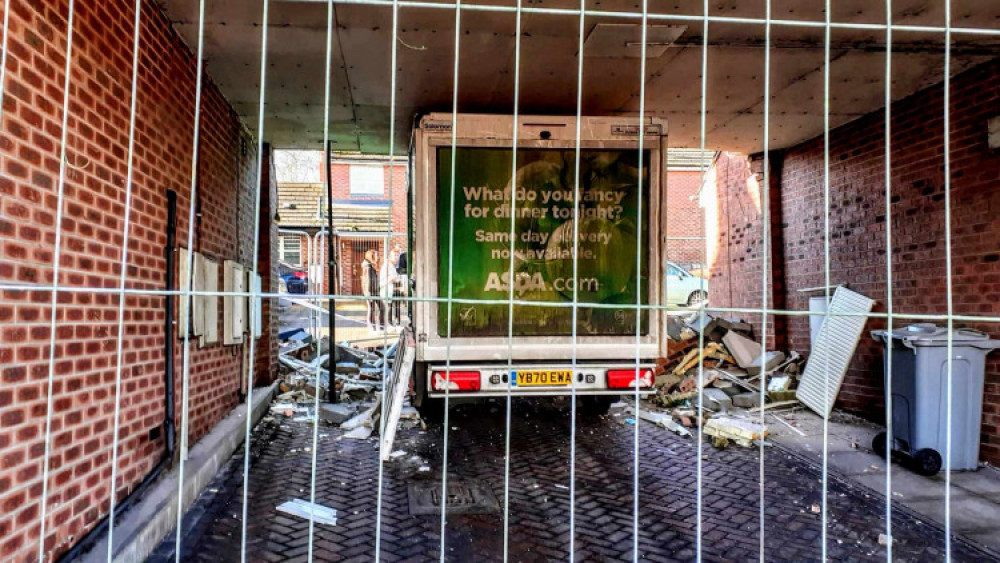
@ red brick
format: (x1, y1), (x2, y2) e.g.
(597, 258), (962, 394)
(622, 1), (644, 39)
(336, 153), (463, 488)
(0, 0), (278, 560)
(709, 58), (1000, 466)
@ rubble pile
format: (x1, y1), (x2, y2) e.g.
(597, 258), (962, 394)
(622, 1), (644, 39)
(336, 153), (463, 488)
(272, 328), (421, 438)
(277, 328), (399, 402)
(646, 313), (806, 447)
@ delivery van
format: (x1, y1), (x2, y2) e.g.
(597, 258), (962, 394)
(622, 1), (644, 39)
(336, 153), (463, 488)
(407, 114), (669, 418)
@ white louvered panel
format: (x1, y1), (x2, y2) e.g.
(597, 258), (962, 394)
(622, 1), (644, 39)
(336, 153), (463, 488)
(796, 287), (876, 417)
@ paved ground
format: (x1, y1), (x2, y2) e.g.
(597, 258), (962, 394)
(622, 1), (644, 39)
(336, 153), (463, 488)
(150, 399), (996, 562)
(768, 408), (1000, 552)
(279, 300), (405, 345)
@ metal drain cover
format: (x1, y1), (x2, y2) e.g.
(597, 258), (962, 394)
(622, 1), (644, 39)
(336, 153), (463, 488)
(408, 480), (500, 515)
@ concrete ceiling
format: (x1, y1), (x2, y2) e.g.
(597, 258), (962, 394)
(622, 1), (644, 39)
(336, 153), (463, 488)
(160, 0), (1000, 154)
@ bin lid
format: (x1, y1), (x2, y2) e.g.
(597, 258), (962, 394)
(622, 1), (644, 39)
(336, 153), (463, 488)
(872, 324), (1000, 350)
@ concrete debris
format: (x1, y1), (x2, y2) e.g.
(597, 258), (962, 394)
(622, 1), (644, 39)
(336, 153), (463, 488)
(687, 315), (753, 343)
(702, 388), (732, 413)
(732, 392), (763, 409)
(319, 403), (357, 425)
(671, 407), (710, 428)
(274, 332), (406, 428)
(630, 407), (692, 437)
(746, 351), (786, 376)
(650, 390), (697, 408)
(341, 402), (378, 430)
(399, 406), (420, 420)
(722, 330), (760, 368)
(343, 426), (374, 440)
(654, 371), (683, 390)
(704, 416), (769, 448)
(652, 313), (808, 418)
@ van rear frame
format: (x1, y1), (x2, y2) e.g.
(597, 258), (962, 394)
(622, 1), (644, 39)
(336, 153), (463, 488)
(407, 113), (669, 411)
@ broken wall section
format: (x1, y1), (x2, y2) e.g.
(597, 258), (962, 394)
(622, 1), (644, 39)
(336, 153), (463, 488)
(704, 151), (786, 352)
(706, 57), (1000, 465)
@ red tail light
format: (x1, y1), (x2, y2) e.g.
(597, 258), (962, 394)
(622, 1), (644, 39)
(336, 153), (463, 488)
(432, 370), (481, 392)
(606, 368), (654, 390)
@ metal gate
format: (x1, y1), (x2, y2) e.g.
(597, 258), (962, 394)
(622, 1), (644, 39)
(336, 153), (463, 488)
(337, 234), (406, 296)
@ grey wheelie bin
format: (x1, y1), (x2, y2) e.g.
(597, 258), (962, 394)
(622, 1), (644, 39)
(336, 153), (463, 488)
(871, 324), (1000, 475)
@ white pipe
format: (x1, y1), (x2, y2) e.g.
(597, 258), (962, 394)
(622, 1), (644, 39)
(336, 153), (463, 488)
(312, 228), (328, 294)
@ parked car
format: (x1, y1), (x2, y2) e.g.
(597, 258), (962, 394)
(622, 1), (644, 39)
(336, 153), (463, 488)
(280, 271), (309, 294)
(664, 261), (708, 306)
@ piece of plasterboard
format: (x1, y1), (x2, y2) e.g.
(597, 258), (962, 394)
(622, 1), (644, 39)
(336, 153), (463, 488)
(244, 269), (262, 339)
(178, 248), (191, 338)
(200, 257), (219, 347)
(223, 260), (245, 345)
(251, 272), (263, 339)
(192, 252), (206, 338)
(795, 287), (875, 417)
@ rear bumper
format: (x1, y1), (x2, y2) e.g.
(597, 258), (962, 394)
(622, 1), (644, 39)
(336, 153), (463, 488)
(426, 363), (655, 398)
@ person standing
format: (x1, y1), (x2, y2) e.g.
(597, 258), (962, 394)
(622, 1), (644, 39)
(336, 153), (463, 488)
(392, 245), (408, 325)
(396, 248), (408, 276)
(361, 249), (384, 331)
(381, 247), (401, 327)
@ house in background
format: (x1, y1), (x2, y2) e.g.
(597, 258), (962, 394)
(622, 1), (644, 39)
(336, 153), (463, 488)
(276, 153), (407, 295)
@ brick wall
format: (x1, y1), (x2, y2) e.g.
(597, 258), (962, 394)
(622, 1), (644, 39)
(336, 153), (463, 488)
(708, 58), (1000, 464)
(665, 169), (707, 270)
(0, 1), (275, 560)
(322, 161), (408, 233)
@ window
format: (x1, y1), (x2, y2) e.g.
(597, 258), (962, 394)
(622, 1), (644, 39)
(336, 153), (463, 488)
(280, 235), (302, 266)
(349, 165), (384, 196)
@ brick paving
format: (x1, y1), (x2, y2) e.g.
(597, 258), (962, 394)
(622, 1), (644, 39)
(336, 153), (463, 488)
(152, 400), (997, 562)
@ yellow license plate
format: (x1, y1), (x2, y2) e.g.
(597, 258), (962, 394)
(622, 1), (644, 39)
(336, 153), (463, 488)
(514, 370), (573, 387)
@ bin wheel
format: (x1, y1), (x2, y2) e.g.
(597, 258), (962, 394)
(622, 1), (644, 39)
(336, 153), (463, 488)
(872, 432), (888, 459)
(913, 449), (942, 476)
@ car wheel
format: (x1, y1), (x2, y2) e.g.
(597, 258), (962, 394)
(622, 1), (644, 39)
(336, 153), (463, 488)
(687, 290), (708, 306)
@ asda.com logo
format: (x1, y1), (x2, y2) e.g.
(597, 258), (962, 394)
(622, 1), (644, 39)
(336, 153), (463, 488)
(483, 271), (600, 295)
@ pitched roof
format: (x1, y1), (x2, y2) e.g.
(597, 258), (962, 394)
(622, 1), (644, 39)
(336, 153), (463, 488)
(277, 183), (391, 231)
(330, 202), (392, 232)
(277, 183), (326, 227)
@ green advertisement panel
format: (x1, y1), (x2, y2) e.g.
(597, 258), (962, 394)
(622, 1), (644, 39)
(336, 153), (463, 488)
(437, 147), (649, 337)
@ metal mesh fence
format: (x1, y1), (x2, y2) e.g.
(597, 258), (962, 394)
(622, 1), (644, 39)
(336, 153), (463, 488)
(1, 0), (1000, 561)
